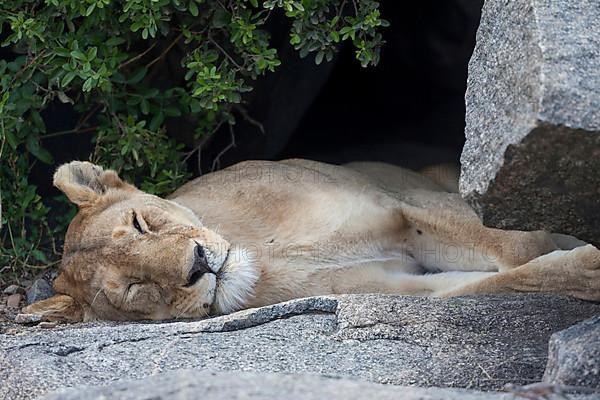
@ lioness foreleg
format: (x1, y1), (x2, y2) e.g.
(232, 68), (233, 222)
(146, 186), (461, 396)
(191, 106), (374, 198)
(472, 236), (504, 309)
(318, 262), (496, 296)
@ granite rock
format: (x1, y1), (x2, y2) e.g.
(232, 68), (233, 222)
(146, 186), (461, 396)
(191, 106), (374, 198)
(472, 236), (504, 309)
(26, 276), (55, 305)
(544, 316), (600, 389)
(1, 294), (599, 399)
(3, 284), (24, 295)
(6, 293), (22, 308)
(40, 370), (599, 400)
(460, 0), (600, 245)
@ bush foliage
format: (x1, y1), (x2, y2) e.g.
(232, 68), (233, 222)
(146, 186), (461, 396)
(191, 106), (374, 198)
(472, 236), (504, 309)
(0, 0), (387, 285)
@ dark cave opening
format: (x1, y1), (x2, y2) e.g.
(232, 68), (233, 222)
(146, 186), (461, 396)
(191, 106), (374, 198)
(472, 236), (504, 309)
(205, 0), (484, 172)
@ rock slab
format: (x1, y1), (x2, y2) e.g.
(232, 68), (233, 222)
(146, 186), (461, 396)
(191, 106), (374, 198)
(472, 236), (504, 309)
(40, 370), (599, 400)
(460, 0), (600, 245)
(544, 315), (600, 389)
(1, 294), (600, 400)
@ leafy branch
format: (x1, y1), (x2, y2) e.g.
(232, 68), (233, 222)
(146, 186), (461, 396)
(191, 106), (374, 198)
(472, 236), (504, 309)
(0, 0), (387, 284)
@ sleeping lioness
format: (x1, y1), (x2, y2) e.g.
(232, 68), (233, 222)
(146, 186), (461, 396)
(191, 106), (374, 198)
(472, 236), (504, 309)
(24, 159), (600, 322)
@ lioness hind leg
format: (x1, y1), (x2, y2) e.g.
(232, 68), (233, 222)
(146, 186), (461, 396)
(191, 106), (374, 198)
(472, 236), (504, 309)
(438, 245), (600, 301)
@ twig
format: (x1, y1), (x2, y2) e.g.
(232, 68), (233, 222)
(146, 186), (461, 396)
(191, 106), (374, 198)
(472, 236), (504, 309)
(9, 50), (47, 86)
(75, 103), (102, 130)
(118, 42), (158, 69)
(109, 109), (126, 134)
(146, 32), (184, 69)
(215, 0), (228, 11)
(0, 120), (5, 161)
(32, 80), (50, 94)
(182, 120), (225, 162)
(41, 126), (98, 140)
(18, 260), (61, 269)
(197, 147), (205, 176)
(211, 123), (236, 171)
(208, 33), (243, 70)
(234, 105), (265, 134)
(337, 0), (348, 19)
(257, 8), (273, 25)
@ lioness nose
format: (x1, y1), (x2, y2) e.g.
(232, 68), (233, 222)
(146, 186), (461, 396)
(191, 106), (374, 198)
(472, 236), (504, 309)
(185, 244), (212, 287)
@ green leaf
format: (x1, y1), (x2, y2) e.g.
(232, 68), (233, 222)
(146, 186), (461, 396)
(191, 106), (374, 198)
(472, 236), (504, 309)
(86, 47), (98, 61)
(140, 98), (150, 114)
(31, 249), (48, 263)
(189, 1), (199, 17)
(212, 8), (230, 28)
(61, 71), (77, 87)
(84, 4), (95, 16)
(31, 110), (46, 133)
(66, 18), (75, 32)
(70, 50), (87, 61)
(163, 106), (181, 117)
(330, 31), (340, 43)
(21, 186), (36, 208)
(5, 130), (17, 149)
(189, 98), (201, 113)
(54, 47), (71, 57)
(149, 111), (165, 130)
(57, 91), (74, 104)
(105, 37), (126, 47)
(130, 21), (144, 32)
(82, 77), (94, 92)
(127, 67), (148, 84)
(315, 51), (324, 65)
(26, 135), (53, 164)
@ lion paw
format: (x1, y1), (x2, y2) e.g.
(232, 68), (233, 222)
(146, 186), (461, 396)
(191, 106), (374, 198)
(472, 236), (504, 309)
(565, 245), (600, 300)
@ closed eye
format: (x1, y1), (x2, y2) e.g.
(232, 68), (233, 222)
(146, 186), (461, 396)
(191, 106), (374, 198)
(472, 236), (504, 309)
(132, 211), (144, 234)
(121, 281), (140, 306)
(125, 282), (140, 295)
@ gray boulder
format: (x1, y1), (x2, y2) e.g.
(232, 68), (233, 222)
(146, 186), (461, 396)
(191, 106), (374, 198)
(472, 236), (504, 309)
(40, 370), (599, 400)
(26, 276), (55, 305)
(544, 316), (600, 389)
(460, 0), (600, 246)
(1, 294), (599, 400)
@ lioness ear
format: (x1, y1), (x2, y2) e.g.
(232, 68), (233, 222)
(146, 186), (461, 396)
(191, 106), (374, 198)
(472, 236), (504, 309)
(22, 294), (83, 323)
(53, 161), (132, 207)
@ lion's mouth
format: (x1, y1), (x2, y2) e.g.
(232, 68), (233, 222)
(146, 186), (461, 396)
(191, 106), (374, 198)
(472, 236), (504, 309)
(215, 248), (231, 278)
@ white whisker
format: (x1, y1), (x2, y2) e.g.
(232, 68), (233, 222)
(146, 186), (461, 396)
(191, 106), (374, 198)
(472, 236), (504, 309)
(90, 287), (103, 308)
(175, 295), (198, 319)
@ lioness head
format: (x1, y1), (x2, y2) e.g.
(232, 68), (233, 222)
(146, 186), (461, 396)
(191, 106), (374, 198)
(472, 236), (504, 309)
(24, 161), (257, 322)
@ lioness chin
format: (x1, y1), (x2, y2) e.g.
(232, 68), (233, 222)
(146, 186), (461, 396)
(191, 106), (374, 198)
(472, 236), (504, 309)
(24, 159), (600, 322)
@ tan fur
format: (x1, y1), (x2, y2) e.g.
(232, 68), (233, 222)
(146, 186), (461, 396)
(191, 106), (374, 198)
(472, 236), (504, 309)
(24, 159), (600, 322)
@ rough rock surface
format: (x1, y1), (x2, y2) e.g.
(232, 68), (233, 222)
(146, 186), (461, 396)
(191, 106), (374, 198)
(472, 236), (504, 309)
(1, 294), (599, 400)
(3, 284), (23, 295)
(544, 316), (600, 389)
(460, 0), (600, 245)
(40, 370), (599, 400)
(26, 276), (55, 304)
